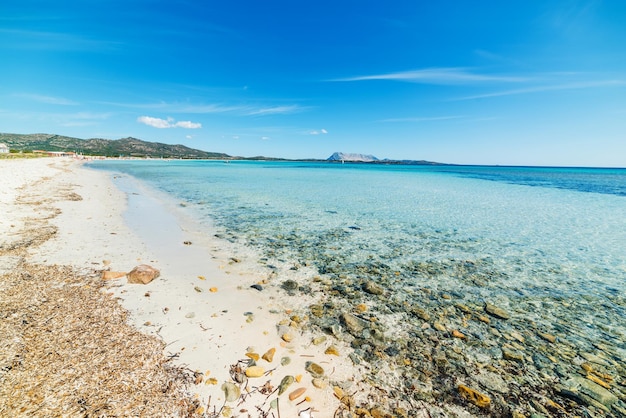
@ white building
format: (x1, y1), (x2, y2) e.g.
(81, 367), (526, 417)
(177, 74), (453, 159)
(0, 143), (9, 153)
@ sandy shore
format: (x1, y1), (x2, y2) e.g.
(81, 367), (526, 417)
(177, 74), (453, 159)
(0, 157), (362, 417)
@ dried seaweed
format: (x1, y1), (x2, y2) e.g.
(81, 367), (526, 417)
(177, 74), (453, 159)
(0, 261), (201, 417)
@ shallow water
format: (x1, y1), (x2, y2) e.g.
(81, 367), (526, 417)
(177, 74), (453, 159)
(89, 160), (626, 415)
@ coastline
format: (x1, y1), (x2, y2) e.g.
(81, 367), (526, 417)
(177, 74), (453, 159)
(0, 157), (361, 417)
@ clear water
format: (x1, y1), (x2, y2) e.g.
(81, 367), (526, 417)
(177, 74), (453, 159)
(89, 160), (626, 411)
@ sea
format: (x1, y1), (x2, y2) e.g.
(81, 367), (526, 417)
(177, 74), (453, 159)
(88, 160), (626, 414)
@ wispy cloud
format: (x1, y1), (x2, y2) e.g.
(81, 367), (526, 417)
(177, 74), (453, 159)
(332, 67), (528, 84)
(379, 115), (464, 123)
(137, 116), (201, 129)
(0, 29), (121, 51)
(246, 105), (306, 116)
(16, 93), (79, 105)
(452, 80), (626, 101)
(309, 129), (328, 135)
(104, 101), (306, 116)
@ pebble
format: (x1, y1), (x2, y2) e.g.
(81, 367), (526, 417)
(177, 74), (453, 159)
(484, 303), (510, 320)
(305, 361), (324, 378)
(502, 347), (524, 362)
(341, 312), (368, 334)
(325, 345), (340, 355)
(537, 332), (557, 343)
(312, 378), (327, 389)
(281, 333), (293, 342)
(458, 384), (491, 408)
(312, 336), (327, 345)
(262, 347), (276, 362)
(289, 387), (306, 401)
(452, 330), (466, 339)
(433, 322), (446, 332)
(363, 281), (384, 295)
(221, 382), (240, 402)
(278, 375), (294, 395)
(250, 284), (263, 291)
(245, 366), (265, 378)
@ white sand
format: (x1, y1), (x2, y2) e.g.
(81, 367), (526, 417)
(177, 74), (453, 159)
(1, 157), (361, 417)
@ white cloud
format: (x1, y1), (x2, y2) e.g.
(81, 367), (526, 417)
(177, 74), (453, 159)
(137, 116), (201, 129)
(451, 80), (626, 101)
(332, 67), (528, 84)
(261, 136), (270, 140)
(174, 120), (202, 129)
(309, 129), (329, 135)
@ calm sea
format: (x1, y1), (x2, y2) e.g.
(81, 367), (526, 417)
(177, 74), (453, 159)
(89, 160), (626, 412)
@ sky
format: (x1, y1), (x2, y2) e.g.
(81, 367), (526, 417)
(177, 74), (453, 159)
(1, 0), (625, 166)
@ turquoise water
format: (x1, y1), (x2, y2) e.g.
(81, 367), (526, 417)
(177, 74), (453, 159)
(89, 160), (626, 415)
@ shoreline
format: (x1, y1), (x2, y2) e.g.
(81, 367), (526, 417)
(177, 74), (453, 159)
(0, 157), (362, 417)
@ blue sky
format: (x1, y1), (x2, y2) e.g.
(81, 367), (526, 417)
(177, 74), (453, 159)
(1, 1), (625, 166)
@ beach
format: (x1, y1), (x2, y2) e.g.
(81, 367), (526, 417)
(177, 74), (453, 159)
(0, 157), (361, 417)
(2, 157), (625, 418)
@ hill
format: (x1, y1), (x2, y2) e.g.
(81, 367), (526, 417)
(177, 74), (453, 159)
(327, 152), (379, 162)
(0, 133), (231, 159)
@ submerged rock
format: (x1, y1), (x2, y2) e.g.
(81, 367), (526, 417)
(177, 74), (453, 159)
(484, 303), (510, 320)
(363, 281), (384, 295)
(341, 312), (368, 335)
(458, 384), (491, 408)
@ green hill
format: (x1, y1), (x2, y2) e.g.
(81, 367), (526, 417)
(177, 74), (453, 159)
(0, 133), (232, 159)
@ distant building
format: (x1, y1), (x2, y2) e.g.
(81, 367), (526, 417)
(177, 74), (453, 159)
(0, 143), (9, 153)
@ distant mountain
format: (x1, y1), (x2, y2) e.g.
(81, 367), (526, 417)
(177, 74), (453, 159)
(327, 152), (379, 162)
(0, 133), (232, 159)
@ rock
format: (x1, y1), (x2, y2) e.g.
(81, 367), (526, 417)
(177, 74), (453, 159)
(411, 306), (431, 321)
(282, 333), (293, 342)
(473, 369), (509, 394)
(221, 382), (241, 402)
(433, 322), (446, 332)
(262, 347), (276, 362)
(452, 330), (466, 339)
(305, 361), (324, 378)
(458, 384), (491, 408)
(101, 271), (126, 280)
(341, 312), (368, 334)
(250, 284), (263, 291)
(561, 376), (618, 408)
(280, 357), (291, 366)
(245, 352), (260, 361)
(289, 387), (306, 401)
(363, 281), (384, 295)
(484, 303), (509, 319)
(502, 347), (524, 362)
(538, 332), (557, 343)
(281, 280), (298, 291)
(312, 378), (327, 389)
(245, 366), (265, 378)
(278, 375), (294, 395)
(310, 304), (324, 317)
(325, 345), (339, 356)
(312, 336), (327, 346)
(126, 264), (160, 284)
